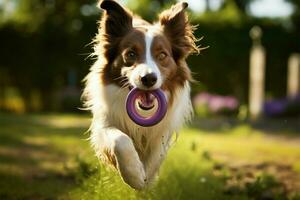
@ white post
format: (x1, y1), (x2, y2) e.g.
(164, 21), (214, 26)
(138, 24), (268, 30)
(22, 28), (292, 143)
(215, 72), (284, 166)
(249, 26), (266, 120)
(287, 53), (300, 98)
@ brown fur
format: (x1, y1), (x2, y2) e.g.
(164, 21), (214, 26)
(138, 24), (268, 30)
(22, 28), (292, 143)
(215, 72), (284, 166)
(149, 35), (193, 105)
(103, 148), (117, 168)
(94, 0), (199, 104)
(96, 0), (133, 85)
(159, 2), (199, 60)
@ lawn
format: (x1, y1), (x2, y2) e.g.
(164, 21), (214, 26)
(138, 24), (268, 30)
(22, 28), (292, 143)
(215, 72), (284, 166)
(0, 113), (299, 200)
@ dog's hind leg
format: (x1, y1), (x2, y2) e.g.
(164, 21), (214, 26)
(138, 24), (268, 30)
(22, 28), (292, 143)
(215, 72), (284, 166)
(91, 128), (147, 190)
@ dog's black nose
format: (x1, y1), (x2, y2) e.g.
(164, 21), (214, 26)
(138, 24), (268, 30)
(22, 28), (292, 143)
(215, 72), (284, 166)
(141, 73), (157, 87)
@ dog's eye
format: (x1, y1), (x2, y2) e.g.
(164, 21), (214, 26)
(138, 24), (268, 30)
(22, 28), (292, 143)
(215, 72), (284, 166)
(157, 52), (167, 61)
(123, 50), (137, 67)
(126, 51), (136, 60)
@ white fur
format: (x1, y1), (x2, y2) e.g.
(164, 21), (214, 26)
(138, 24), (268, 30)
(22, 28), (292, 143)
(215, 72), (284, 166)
(129, 28), (162, 90)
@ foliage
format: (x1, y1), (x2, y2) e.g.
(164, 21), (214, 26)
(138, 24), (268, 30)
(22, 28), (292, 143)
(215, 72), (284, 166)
(0, 0), (300, 112)
(286, 0), (300, 32)
(0, 0), (99, 111)
(126, 0), (176, 21)
(193, 92), (239, 117)
(264, 95), (300, 117)
(189, 18), (300, 102)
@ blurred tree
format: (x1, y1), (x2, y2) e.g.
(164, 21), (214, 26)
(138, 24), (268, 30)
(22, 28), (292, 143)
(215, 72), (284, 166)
(0, 0), (299, 112)
(126, 0), (176, 20)
(231, 0), (252, 13)
(155, 0), (175, 7)
(219, 0), (253, 15)
(205, 0), (211, 12)
(0, 0), (99, 111)
(286, 0), (300, 32)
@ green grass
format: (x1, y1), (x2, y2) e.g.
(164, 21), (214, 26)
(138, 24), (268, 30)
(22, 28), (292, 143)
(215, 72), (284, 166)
(0, 113), (299, 200)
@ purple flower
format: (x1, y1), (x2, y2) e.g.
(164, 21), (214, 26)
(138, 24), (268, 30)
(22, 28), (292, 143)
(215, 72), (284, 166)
(264, 100), (287, 116)
(264, 94), (300, 117)
(193, 92), (239, 114)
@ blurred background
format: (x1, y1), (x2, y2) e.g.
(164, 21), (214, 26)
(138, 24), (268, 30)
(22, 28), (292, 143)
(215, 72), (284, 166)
(0, 0), (299, 116)
(0, 0), (300, 200)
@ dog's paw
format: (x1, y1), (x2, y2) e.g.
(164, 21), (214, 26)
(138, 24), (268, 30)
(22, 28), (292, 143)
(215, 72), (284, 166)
(112, 134), (147, 189)
(120, 160), (147, 190)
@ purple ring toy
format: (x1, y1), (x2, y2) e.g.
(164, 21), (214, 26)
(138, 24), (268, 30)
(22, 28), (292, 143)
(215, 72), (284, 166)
(126, 88), (167, 127)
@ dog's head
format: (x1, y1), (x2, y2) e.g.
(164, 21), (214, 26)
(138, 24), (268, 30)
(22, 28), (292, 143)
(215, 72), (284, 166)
(96, 0), (198, 95)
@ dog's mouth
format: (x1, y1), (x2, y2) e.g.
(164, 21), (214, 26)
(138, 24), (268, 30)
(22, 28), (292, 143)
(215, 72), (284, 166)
(128, 85), (156, 111)
(136, 92), (155, 111)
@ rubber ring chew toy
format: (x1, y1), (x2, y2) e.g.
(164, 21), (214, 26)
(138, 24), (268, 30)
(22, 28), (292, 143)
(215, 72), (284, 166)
(126, 88), (167, 127)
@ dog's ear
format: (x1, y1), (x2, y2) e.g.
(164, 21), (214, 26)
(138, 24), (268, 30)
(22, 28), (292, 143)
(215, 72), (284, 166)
(159, 2), (198, 60)
(99, 0), (132, 38)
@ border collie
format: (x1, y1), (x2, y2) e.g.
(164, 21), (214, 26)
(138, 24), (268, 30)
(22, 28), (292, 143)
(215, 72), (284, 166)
(83, 0), (199, 189)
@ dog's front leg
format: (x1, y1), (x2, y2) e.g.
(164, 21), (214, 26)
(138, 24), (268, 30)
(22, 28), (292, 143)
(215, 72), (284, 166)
(144, 141), (168, 183)
(95, 128), (147, 189)
(143, 130), (175, 183)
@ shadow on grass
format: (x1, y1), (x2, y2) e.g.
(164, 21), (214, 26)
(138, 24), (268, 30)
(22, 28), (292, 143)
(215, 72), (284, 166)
(0, 171), (75, 200)
(0, 113), (90, 200)
(191, 117), (300, 135)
